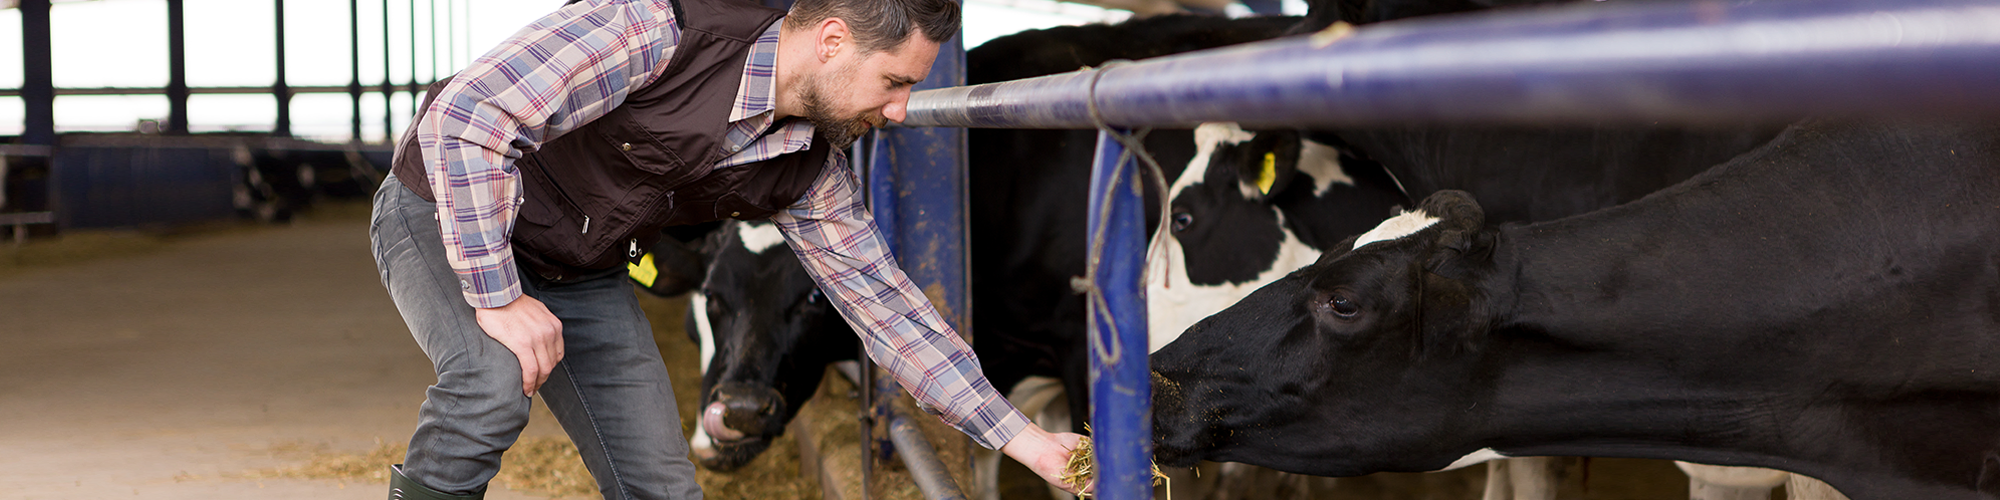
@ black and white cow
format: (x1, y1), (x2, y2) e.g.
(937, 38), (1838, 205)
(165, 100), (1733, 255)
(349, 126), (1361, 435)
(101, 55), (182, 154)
(1146, 120), (1795, 498)
(1146, 123), (1410, 351)
(1148, 119), (2000, 500)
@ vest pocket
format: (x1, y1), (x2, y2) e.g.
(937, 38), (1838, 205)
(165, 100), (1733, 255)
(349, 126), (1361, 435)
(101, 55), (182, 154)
(513, 157), (613, 266)
(596, 115), (691, 177)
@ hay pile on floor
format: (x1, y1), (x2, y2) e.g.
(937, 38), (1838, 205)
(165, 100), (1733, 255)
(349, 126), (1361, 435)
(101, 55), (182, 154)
(1060, 432), (1169, 499)
(257, 436), (595, 498)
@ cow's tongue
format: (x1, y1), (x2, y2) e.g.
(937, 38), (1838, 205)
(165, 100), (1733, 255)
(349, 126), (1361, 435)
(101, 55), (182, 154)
(702, 401), (747, 442)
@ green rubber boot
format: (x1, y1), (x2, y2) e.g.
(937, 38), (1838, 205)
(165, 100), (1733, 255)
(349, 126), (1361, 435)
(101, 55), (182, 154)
(388, 464), (484, 500)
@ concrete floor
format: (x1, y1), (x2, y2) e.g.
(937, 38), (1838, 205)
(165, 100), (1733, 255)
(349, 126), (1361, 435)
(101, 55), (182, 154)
(0, 212), (567, 500)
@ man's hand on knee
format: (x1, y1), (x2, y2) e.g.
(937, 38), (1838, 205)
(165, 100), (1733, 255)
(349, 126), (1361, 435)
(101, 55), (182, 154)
(474, 295), (566, 396)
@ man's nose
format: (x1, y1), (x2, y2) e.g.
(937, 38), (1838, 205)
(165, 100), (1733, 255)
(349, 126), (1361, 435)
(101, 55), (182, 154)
(882, 89), (911, 123)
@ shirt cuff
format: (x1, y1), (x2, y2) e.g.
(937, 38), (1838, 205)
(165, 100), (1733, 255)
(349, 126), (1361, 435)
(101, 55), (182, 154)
(456, 259), (524, 309)
(965, 399), (1033, 450)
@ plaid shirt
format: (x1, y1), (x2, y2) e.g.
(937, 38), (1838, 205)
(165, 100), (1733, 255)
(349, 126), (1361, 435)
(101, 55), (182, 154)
(413, 0), (1027, 449)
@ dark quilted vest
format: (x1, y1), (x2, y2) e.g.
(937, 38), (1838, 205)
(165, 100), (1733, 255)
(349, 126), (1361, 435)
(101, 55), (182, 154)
(392, 0), (830, 281)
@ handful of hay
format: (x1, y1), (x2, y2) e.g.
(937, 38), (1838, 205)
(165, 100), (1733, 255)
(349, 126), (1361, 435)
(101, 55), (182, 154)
(1058, 432), (1171, 499)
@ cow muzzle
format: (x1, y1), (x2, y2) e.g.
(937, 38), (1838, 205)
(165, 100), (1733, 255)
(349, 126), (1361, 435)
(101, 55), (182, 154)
(703, 382), (787, 444)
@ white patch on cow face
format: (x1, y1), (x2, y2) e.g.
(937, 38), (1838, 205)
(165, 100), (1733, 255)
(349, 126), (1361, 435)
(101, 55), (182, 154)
(737, 221), (788, 254)
(1175, 123), (1258, 196)
(1351, 209), (1439, 250)
(1295, 140), (1353, 196)
(1146, 211), (1323, 354)
(691, 291), (718, 373)
(1439, 448), (1508, 471)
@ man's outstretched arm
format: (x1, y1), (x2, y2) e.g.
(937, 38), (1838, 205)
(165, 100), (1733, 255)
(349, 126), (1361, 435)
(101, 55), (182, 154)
(771, 157), (1088, 494)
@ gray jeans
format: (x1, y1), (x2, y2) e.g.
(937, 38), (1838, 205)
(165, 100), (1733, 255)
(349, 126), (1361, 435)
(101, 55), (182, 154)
(369, 174), (701, 500)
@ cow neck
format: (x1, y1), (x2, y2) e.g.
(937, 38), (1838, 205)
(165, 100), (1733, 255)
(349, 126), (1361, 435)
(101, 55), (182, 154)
(1472, 120), (2000, 499)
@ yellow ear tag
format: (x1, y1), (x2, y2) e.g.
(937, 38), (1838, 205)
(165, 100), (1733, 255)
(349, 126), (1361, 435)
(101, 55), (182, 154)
(627, 252), (659, 288)
(1256, 152), (1279, 195)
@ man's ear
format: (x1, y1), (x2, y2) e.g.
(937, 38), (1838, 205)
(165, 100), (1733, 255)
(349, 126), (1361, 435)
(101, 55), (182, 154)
(815, 17), (850, 61)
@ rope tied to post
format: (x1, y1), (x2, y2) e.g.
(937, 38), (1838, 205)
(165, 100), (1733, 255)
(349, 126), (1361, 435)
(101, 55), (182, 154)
(1072, 60), (1179, 366)
(1065, 59), (1180, 496)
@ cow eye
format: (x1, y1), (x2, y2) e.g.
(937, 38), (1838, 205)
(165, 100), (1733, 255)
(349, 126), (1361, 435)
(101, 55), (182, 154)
(1172, 211), (1193, 232)
(805, 289), (823, 305)
(1329, 295), (1360, 319)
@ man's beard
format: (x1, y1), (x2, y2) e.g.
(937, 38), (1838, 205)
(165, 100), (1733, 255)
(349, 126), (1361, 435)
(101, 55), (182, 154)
(799, 74), (881, 150)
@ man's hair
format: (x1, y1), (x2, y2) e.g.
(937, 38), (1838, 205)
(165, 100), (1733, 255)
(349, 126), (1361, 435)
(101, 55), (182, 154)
(785, 0), (960, 54)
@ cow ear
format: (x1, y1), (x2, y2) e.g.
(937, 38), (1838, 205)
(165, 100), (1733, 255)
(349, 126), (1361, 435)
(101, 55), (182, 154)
(1410, 191), (1494, 356)
(1416, 190), (1491, 282)
(1425, 228), (1496, 283)
(1235, 131), (1304, 202)
(631, 232), (711, 297)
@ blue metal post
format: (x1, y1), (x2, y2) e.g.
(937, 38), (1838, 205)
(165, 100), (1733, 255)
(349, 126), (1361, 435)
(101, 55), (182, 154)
(1086, 129), (1151, 500)
(865, 6), (972, 494)
(868, 20), (970, 333)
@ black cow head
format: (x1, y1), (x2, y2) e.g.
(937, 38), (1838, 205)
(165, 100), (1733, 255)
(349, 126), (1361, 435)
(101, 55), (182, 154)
(685, 220), (855, 471)
(1150, 190), (1499, 476)
(1147, 123), (1409, 353)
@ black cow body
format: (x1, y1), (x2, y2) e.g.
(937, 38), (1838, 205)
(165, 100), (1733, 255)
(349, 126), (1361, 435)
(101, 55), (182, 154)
(1320, 125), (1787, 224)
(1149, 119), (2000, 500)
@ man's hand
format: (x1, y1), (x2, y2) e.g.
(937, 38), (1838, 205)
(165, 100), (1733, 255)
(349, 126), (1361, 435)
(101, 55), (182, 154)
(474, 295), (565, 396)
(1001, 423), (1090, 495)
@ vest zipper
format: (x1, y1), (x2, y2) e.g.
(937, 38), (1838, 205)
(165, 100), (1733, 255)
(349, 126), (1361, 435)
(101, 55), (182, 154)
(629, 239), (641, 258)
(581, 216), (591, 234)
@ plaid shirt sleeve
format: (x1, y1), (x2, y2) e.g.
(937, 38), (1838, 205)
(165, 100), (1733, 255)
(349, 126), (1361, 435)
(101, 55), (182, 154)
(416, 0), (680, 308)
(770, 154), (1033, 450)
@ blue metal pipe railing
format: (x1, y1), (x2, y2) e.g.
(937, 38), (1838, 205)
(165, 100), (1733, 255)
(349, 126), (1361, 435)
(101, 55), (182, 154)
(904, 0), (2000, 130)
(1085, 129), (1153, 500)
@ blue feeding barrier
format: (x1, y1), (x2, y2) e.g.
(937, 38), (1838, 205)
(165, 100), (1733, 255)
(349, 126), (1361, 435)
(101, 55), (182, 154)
(892, 0), (2000, 499)
(904, 0), (2000, 129)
